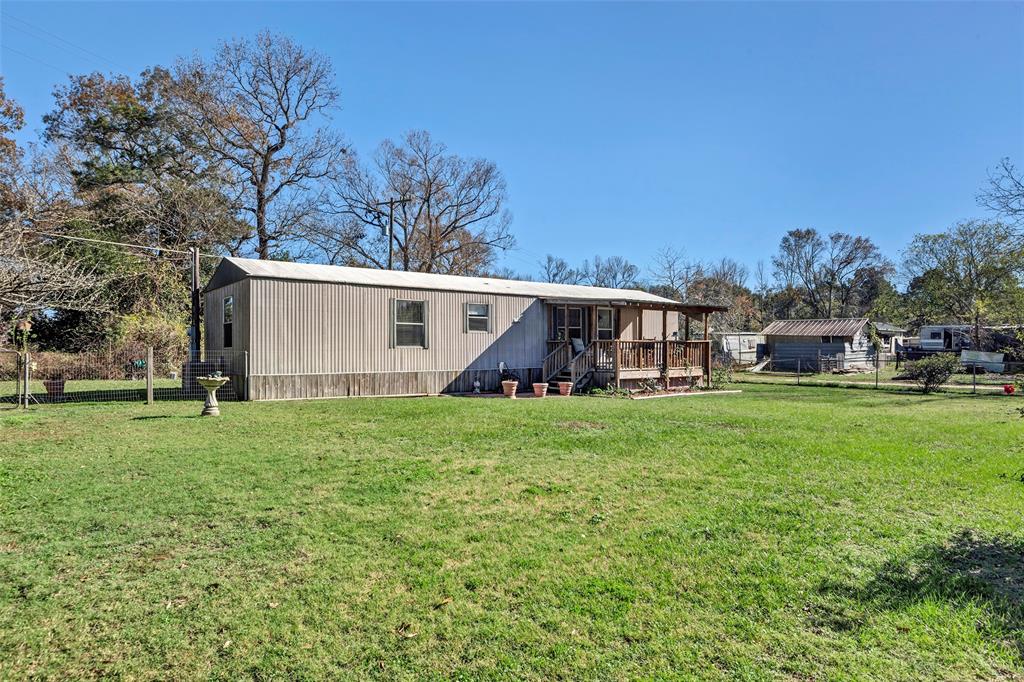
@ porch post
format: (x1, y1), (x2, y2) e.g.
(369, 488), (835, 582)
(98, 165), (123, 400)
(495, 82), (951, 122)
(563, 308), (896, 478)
(662, 308), (669, 382)
(703, 312), (711, 387)
(684, 314), (690, 341)
(614, 339), (621, 388)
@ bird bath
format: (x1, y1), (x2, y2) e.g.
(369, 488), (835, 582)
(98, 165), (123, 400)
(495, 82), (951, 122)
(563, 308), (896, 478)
(196, 375), (230, 416)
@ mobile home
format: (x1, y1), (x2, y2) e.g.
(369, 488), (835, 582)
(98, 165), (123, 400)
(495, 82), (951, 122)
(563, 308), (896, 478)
(203, 258), (726, 400)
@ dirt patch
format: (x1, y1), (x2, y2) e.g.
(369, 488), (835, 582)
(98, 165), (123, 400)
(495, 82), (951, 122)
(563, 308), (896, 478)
(558, 420), (607, 432)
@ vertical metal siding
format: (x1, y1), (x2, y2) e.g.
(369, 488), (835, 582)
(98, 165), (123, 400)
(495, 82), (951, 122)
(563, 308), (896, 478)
(244, 278), (547, 376)
(203, 279), (249, 352)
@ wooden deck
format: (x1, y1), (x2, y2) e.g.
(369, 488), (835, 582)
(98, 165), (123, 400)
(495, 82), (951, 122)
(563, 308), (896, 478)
(543, 339), (712, 388)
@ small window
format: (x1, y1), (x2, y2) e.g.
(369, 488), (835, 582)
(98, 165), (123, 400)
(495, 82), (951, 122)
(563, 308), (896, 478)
(929, 331), (942, 340)
(466, 303), (491, 333)
(223, 296), (234, 348)
(393, 300), (427, 348)
(597, 307), (614, 340)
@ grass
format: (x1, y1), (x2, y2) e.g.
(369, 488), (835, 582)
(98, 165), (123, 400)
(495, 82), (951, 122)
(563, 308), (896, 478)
(2, 385), (1024, 679)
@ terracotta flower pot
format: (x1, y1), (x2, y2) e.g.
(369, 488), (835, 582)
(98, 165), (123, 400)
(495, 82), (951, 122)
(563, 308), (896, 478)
(43, 379), (66, 400)
(557, 381), (573, 396)
(501, 380), (519, 398)
(532, 382), (548, 397)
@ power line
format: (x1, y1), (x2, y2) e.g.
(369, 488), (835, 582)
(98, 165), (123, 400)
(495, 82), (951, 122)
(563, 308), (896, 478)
(26, 230), (221, 259)
(1, 11), (130, 72)
(1, 44), (69, 76)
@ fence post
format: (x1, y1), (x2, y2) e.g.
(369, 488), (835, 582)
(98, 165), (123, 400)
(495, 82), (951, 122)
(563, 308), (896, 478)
(875, 353), (879, 389)
(22, 351), (30, 409)
(973, 363), (977, 394)
(797, 358), (800, 385)
(146, 346), (154, 405)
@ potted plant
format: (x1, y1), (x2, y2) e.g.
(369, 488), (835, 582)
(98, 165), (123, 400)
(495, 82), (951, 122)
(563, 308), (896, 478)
(42, 370), (66, 401)
(532, 382), (548, 397)
(499, 364), (520, 398)
(557, 381), (573, 396)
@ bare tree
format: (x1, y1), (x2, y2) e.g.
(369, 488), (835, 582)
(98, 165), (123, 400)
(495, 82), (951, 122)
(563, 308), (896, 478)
(1, 145), (107, 326)
(648, 246), (700, 300)
(540, 254), (581, 284)
(772, 228), (890, 318)
(327, 130), (514, 274)
(175, 31), (345, 259)
(578, 255), (640, 289)
(979, 157), (1024, 226)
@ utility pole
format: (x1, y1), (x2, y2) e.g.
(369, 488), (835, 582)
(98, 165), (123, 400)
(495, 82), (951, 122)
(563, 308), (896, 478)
(190, 246), (201, 355)
(375, 197), (411, 270)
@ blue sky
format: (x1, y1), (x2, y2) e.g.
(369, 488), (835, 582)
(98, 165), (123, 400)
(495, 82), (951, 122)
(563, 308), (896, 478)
(2, 1), (1022, 281)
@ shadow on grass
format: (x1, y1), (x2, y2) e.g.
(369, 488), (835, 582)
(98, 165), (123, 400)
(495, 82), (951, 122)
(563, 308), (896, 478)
(131, 414), (202, 421)
(818, 530), (1024, 655)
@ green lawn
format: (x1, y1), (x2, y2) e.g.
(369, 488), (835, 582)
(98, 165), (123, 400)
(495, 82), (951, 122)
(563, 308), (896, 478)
(2, 385), (1023, 679)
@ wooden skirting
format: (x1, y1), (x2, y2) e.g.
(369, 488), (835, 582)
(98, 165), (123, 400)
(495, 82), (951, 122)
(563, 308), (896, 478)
(249, 368), (542, 401)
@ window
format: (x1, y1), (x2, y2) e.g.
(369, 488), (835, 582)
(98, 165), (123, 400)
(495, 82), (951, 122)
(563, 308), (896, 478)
(465, 303), (491, 333)
(553, 307), (584, 341)
(820, 335), (843, 344)
(222, 296), (234, 348)
(929, 331), (942, 340)
(597, 307), (614, 340)
(392, 299), (427, 348)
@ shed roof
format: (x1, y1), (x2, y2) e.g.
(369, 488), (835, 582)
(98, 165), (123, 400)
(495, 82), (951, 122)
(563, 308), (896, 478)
(207, 258), (727, 314)
(761, 318), (868, 337)
(873, 322), (907, 334)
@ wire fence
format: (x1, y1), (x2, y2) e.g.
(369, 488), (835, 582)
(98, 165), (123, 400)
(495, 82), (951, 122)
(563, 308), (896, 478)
(1, 348), (248, 407)
(734, 353), (1024, 395)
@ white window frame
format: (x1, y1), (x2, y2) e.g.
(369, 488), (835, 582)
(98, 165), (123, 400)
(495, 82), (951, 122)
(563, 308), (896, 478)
(596, 307), (614, 341)
(390, 299), (428, 349)
(464, 302), (491, 333)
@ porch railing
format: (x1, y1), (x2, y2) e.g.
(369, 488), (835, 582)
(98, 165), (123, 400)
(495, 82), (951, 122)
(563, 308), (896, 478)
(544, 338), (712, 385)
(542, 341), (573, 381)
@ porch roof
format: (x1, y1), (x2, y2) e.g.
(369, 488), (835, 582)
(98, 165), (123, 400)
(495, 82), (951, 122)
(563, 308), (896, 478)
(542, 298), (728, 315)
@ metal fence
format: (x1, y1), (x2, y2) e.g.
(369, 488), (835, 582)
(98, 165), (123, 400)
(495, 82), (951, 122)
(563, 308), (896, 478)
(735, 353), (1024, 394)
(1, 348), (248, 407)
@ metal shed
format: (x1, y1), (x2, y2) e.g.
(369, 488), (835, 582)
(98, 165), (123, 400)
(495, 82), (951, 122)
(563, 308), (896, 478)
(760, 318), (874, 371)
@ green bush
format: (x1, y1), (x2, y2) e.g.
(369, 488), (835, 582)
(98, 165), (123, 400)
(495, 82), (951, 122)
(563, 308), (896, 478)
(903, 354), (961, 393)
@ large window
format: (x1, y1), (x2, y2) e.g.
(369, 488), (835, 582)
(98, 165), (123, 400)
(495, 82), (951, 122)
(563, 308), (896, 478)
(553, 307), (583, 341)
(465, 303), (491, 333)
(596, 307), (614, 340)
(223, 296), (234, 348)
(392, 299), (427, 348)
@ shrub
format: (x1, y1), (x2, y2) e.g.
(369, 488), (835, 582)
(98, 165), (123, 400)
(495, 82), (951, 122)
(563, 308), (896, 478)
(903, 354), (960, 393)
(710, 364), (733, 390)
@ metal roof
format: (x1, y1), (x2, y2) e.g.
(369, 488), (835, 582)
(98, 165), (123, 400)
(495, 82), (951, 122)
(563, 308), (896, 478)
(873, 322), (907, 334)
(760, 318), (868, 337)
(209, 257), (725, 312)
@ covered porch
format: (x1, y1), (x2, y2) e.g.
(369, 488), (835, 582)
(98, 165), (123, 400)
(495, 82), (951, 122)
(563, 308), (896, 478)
(540, 299), (727, 391)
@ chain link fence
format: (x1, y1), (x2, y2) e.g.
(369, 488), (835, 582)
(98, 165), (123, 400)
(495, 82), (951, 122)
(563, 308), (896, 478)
(2, 348), (247, 407)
